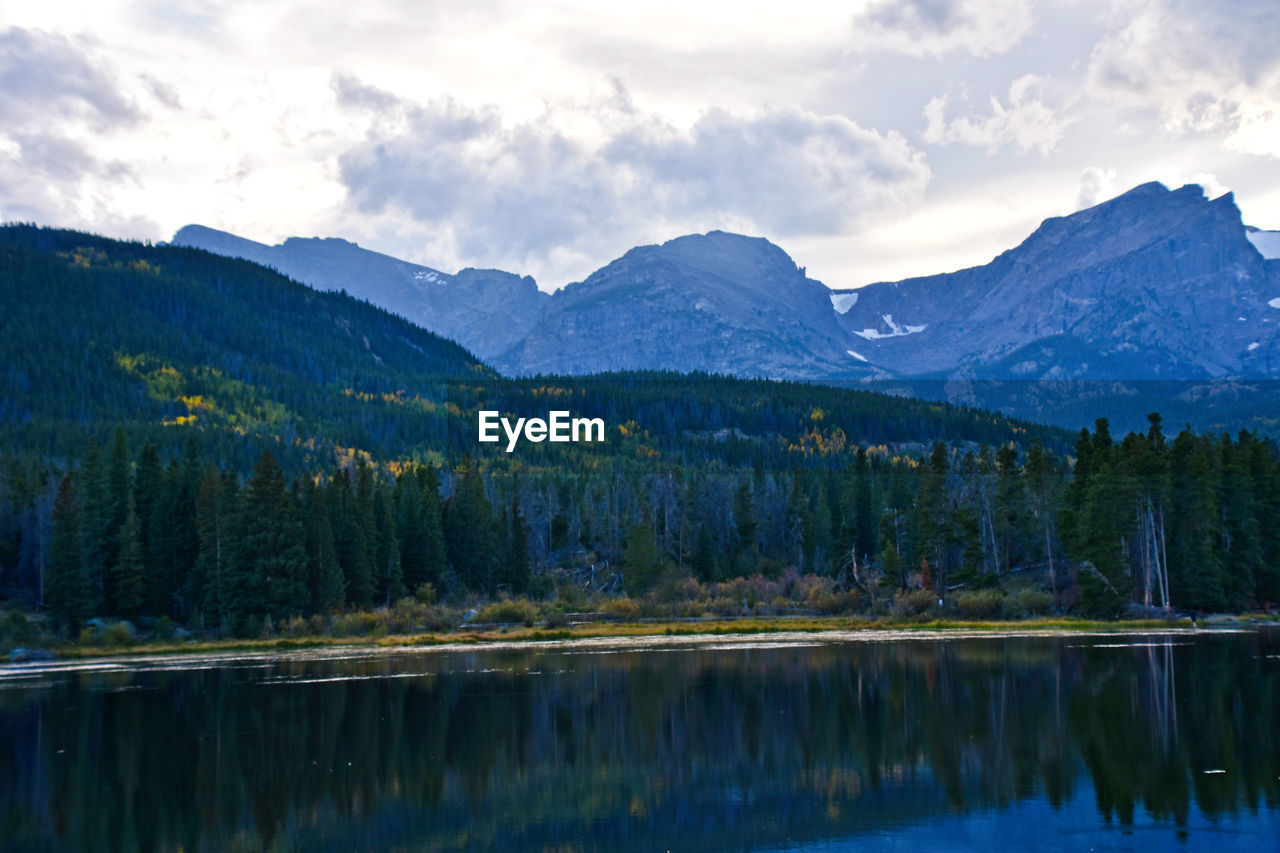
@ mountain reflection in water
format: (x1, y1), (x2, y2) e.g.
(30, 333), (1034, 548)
(1, 631), (1277, 851)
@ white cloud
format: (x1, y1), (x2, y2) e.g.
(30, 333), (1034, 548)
(335, 77), (931, 285)
(923, 74), (1065, 155)
(851, 0), (1035, 57)
(0, 27), (148, 228)
(1086, 0), (1280, 154)
(1076, 166), (1117, 208)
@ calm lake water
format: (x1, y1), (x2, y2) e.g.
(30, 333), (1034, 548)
(2, 629), (1277, 852)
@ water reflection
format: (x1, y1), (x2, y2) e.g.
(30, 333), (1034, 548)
(1, 631), (1277, 851)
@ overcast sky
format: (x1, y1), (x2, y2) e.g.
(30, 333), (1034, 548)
(3, 0), (1279, 290)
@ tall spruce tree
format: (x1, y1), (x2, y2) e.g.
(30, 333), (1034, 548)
(302, 476), (345, 613)
(47, 475), (90, 632)
(444, 455), (495, 592)
(112, 491), (146, 620)
(241, 452), (308, 623)
(374, 482), (404, 605)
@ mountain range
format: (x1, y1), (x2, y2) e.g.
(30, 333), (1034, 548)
(174, 182), (1280, 392)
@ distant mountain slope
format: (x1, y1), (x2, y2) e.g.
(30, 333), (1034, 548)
(495, 231), (872, 379)
(172, 225), (547, 360)
(831, 183), (1280, 379)
(0, 225), (488, 458)
(168, 184), (1280, 433)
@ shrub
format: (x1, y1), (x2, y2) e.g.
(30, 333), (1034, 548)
(810, 590), (863, 615)
(657, 575), (704, 604)
(1003, 589), (1055, 618)
(953, 590), (1004, 619)
(331, 612), (379, 637)
(892, 589), (937, 618)
(102, 621), (135, 647)
(675, 599), (706, 618)
(0, 612), (37, 647)
(601, 597), (641, 619)
(154, 615), (175, 641)
(413, 583), (438, 604)
(478, 598), (537, 626)
(707, 596), (743, 617)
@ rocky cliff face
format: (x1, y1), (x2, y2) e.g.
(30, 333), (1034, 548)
(831, 183), (1280, 379)
(175, 183), (1280, 386)
(171, 225), (547, 360)
(493, 231), (871, 379)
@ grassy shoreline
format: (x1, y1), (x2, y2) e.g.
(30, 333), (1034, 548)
(26, 613), (1277, 661)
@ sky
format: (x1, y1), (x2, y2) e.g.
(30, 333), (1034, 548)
(2, 0), (1279, 292)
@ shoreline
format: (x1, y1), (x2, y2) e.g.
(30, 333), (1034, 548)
(5, 615), (1275, 672)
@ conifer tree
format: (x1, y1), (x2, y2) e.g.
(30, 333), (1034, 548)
(622, 520), (662, 595)
(691, 526), (716, 582)
(374, 482), (403, 604)
(47, 475), (90, 632)
(80, 443), (110, 614)
(302, 477), (344, 613)
(850, 447), (876, 562)
(444, 455), (495, 592)
(416, 464), (448, 589)
(134, 443), (166, 615)
(241, 452), (308, 622)
(112, 492), (146, 620)
(193, 467), (239, 630)
(348, 461), (378, 607)
(501, 490), (531, 595)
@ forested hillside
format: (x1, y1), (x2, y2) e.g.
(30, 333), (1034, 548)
(0, 225), (487, 465)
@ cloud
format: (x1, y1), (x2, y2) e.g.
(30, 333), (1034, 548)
(0, 27), (143, 226)
(923, 74), (1065, 155)
(0, 27), (139, 128)
(851, 0), (1034, 57)
(334, 75), (930, 283)
(1076, 166), (1117, 208)
(1086, 0), (1280, 155)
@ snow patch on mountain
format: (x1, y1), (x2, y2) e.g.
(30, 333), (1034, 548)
(1248, 342), (1260, 351)
(853, 313), (928, 340)
(1270, 297), (1280, 309)
(830, 292), (858, 314)
(846, 349), (868, 362)
(1246, 228), (1280, 259)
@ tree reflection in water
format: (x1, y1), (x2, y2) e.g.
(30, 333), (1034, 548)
(1, 631), (1276, 851)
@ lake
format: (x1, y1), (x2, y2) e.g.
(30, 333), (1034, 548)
(2, 629), (1277, 851)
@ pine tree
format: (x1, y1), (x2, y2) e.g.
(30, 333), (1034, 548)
(501, 490), (531, 595)
(374, 482), (403, 604)
(444, 455), (495, 592)
(622, 520), (662, 595)
(850, 447), (876, 562)
(917, 442), (953, 600)
(302, 477), (344, 613)
(1166, 431), (1225, 611)
(732, 482), (758, 577)
(348, 461), (378, 607)
(112, 492), (146, 620)
(691, 526), (716, 582)
(241, 452), (308, 623)
(134, 443), (165, 616)
(416, 464), (448, 590)
(193, 467), (240, 631)
(47, 475), (90, 632)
